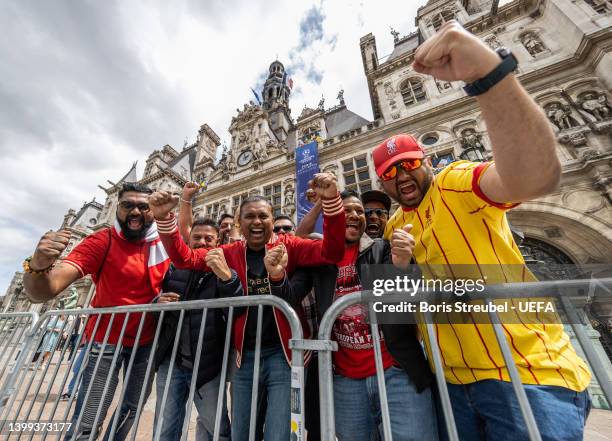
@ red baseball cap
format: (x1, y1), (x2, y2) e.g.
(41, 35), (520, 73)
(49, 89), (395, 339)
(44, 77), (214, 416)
(372, 134), (424, 177)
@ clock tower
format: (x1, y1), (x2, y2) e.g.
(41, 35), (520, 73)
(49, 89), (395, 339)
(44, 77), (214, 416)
(214, 60), (292, 180)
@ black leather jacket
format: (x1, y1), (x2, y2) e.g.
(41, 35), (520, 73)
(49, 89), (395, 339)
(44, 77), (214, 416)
(154, 267), (242, 388)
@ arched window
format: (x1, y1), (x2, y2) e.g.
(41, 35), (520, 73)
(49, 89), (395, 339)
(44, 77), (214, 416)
(584, 0), (612, 14)
(400, 78), (427, 106)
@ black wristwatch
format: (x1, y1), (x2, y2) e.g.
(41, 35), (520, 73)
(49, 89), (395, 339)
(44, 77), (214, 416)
(463, 47), (518, 96)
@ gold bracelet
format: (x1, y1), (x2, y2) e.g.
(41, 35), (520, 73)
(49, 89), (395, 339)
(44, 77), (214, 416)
(23, 256), (55, 275)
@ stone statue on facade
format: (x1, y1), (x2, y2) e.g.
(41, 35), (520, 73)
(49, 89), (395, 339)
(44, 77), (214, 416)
(282, 185), (296, 216)
(545, 102), (578, 131)
(384, 82), (395, 100)
(436, 81), (452, 93)
(318, 96), (325, 111)
(579, 92), (611, 121)
(460, 128), (485, 151)
(221, 152), (236, 177)
(485, 34), (501, 50)
(521, 32), (546, 57)
(253, 140), (268, 164)
(390, 27), (400, 43)
(337, 89), (345, 106)
(323, 164), (339, 179)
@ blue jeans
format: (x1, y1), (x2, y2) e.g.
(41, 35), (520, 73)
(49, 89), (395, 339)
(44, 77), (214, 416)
(442, 380), (591, 441)
(333, 366), (438, 441)
(230, 347), (291, 441)
(66, 348), (86, 396)
(64, 343), (153, 441)
(154, 359), (230, 441)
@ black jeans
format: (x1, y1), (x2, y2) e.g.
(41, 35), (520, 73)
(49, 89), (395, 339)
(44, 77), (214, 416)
(64, 343), (153, 441)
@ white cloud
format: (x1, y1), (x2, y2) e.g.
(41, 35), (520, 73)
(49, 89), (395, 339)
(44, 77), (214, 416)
(0, 0), (430, 291)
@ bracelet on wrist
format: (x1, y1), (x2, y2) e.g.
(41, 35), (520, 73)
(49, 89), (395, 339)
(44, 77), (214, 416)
(180, 198), (192, 205)
(23, 256), (55, 275)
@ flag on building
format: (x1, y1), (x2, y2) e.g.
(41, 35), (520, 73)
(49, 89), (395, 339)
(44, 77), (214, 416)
(250, 87), (261, 105)
(282, 72), (294, 89)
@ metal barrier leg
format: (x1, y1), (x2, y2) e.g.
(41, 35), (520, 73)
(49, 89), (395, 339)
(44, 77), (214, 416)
(89, 313), (131, 438)
(154, 310), (185, 441)
(214, 307), (234, 441)
(106, 312), (147, 441)
(180, 308), (208, 441)
(369, 305), (392, 441)
(71, 312), (116, 441)
(560, 296), (612, 404)
(130, 311), (165, 441)
(26, 314), (80, 441)
(423, 312), (459, 441)
(248, 305), (263, 441)
(55, 313), (103, 441)
(0, 315), (52, 433)
(487, 301), (542, 441)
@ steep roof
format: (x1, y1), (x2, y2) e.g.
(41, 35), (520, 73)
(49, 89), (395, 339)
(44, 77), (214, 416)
(325, 105), (370, 138)
(118, 162), (138, 183)
(387, 33), (420, 62)
(167, 144), (197, 180)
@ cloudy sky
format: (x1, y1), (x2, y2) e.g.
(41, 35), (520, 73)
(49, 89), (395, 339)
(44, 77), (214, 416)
(0, 0), (436, 292)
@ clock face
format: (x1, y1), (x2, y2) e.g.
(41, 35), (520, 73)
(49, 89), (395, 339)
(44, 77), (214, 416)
(237, 150), (253, 166)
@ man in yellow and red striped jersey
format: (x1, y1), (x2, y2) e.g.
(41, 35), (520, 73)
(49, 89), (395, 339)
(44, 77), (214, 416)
(376, 21), (591, 441)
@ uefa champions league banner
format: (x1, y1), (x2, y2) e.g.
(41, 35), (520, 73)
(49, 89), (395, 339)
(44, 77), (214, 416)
(295, 141), (323, 234)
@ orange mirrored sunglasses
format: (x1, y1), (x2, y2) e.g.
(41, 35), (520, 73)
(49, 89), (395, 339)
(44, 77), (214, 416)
(380, 159), (423, 181)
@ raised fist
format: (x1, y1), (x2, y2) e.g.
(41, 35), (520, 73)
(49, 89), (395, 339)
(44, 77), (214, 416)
(182, 182), (200, 201)
(264, 244), (288, 280)
(413, 21), (501, 84)
(30, 230), (72, 270)
(309, 172), (338, 199)
(390, 224), (415, 270)
(205, 248), (232, 281)
(148, 191), (179, 220)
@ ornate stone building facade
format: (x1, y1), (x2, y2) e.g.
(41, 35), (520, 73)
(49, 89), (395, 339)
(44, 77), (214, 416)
(2, 0), (611, 406)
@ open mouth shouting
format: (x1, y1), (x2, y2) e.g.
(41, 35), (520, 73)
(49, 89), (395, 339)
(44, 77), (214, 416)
(249, 227), (265, 240)
(398, 180), (419, 201)
(345, 220), (364, 242)
(127, 215), (144, 230)
(366, 222), (381, 236)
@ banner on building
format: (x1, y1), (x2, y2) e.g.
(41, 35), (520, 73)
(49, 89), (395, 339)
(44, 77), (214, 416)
(295, 141), (323, 234)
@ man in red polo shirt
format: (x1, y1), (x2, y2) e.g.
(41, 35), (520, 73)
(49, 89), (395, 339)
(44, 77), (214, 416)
(24, 182), (169, 441)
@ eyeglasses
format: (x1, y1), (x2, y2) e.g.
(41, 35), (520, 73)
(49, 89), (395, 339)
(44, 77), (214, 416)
(364, 208), (389, 218)
(380, 159), (423, 181)
(273, 225), (294, 233)
(119, 201), (150, 212)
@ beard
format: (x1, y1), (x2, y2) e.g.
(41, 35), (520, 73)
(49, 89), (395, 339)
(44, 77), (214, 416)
(116, 214), (153, 242)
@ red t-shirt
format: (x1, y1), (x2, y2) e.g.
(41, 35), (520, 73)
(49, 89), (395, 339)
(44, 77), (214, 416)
(332, 243), (395, 379)
(64, 228), (167, 346)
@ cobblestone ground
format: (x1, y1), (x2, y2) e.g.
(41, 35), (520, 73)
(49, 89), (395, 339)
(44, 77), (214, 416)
(1, 346), (611, 440)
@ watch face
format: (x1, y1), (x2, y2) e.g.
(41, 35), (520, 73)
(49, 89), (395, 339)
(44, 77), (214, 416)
(237, 150), (253, 166)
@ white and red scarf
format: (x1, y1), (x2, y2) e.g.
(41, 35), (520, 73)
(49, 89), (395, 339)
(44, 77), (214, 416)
(113, 219), (170, 289)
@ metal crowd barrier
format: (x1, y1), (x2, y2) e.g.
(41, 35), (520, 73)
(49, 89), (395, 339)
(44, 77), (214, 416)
(0, 312), (39, 407)
(316, 278), (612, 441)
(0, 295), (305, 441)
